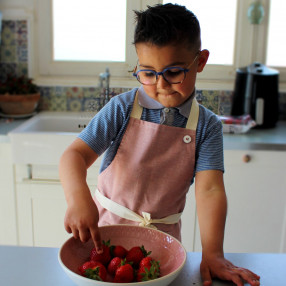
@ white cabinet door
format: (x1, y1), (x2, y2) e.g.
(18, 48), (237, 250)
(193, 150), (286, 253)
(16, 182), (71, 247)
(0, 143), (17, 245)
(180, 185), (196, 252)
(15, 157), (102, 247)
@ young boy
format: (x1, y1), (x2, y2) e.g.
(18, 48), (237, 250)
(59, 3), (260, 286)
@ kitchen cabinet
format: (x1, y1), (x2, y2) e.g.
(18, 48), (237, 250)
(14, 149), (286, 252)
(0, 143), (18, 245)
(14, 158), (102, 247)
(183, 150), (286, 253)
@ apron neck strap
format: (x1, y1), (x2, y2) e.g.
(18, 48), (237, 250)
(130, 90), (143, 119)
(130, 90), (199, 131)
(186, 97), (199, 131)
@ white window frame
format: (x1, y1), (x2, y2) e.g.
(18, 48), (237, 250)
(33, 0), (286, 91)
(194, 0), (286, 91)
(34, 0), (160, 88)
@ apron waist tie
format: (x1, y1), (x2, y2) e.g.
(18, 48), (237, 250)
(95, 189), (182, 229)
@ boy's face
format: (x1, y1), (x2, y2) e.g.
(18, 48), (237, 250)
(135, 43), (209, 108)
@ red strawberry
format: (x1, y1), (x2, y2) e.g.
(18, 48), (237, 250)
(113, 262), (134, 283)
(136, 258), (160, 282)
(126, 245), (151, 268)
(107, 257), (122, 276)
(80, 261), (107, 281)
(78, 260), (98, 275)
(90, 240), (111, 266)
(110, 245), (127, 258)
(139, 256), (153, 269)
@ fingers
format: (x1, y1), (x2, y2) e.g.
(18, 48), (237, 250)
(231, 267), (260, 286)
(71, 228), (79, 239)
(78, 227), (91, 243)
(90, 226), (103, 253)
(200, 262), (212, 286)
(78, 226), (102, 253)
(64, 223), (72, 234)
(200, 257), (260, 286)
(65, 220), (100, 247)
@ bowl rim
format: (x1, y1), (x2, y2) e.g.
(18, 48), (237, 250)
(58, 224), (187, 285)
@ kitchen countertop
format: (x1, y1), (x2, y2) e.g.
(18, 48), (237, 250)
(0, 118), (26, 142)
(223, 121), (286, 151)
(0, 245), (285, 285)
(0, 112), (286, 149)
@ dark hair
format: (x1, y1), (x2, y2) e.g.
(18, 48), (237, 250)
(133, 3), (201, 51)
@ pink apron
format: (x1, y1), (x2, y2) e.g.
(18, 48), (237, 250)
(94, 90), (199, 241)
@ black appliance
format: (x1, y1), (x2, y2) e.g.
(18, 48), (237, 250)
(231, 62), (279, 128)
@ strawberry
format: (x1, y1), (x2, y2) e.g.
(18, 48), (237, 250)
(78, 260), (98, 275)
(90, 240), (111, 266)
(80, 261), (107, 281)
(113, 261), (134, 283)
(107, 257), (122, 276)
(126, 245), (151, 268)
(136, 258), (160, 282)
(139, 256), (154, 269)
(110, 245), (127, 258)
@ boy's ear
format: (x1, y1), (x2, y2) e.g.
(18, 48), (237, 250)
(197, 49), (209, 73)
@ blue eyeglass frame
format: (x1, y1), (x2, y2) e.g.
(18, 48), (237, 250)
(132, 66), (189, 85)
(132, 51), (201, 85)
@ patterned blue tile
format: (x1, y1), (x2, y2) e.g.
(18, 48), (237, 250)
(0, 45), (17, 62)
(17, 46), (28, 62)
(67, 97), (83, 111)
(0, 63), (17, 82)
(1, 21), (16, 46)
(16, 20), (28, 47)
(40, 86), (53, 99)
(83, 98), (104, 112)
(83, 87), (101, 99)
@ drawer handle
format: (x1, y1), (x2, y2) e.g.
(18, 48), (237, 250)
(23, 178), (61, 183)
(242, 154), (251, 163)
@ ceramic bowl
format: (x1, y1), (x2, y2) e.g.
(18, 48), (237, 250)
(58, 224), (186, 286)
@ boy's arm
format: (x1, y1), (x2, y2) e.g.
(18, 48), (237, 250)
(59, 138), (102, 251)
(195, 170), (260, 286)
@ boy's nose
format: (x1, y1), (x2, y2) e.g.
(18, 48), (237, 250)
(156, 74), (170, 89)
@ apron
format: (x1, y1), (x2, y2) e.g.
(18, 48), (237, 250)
(94, 90), (199, 241)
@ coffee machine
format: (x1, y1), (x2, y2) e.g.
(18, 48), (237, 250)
(231, 62), (279, 128)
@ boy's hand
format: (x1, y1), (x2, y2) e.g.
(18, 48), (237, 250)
(64, 196), (103, 252)
(200, 254), (260, 286)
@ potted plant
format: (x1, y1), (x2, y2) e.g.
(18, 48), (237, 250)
(0, 74), (41, 115)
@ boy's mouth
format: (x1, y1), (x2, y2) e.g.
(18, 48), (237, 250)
(158, 91), (178, 97)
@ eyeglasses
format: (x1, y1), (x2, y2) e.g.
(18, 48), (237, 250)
(133, 52), (200, 85)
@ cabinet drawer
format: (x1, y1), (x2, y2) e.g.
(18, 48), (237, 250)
(14, 156), (103, 185)
(224, 150), (286, 167)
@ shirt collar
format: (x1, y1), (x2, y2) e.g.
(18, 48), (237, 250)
(137, 85), (195, 118)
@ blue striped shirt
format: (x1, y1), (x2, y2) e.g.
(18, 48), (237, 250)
(78, 87), (224, 185)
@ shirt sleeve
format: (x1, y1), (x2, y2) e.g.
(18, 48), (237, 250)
(195, 106), (224, 173)
(77, 93), (132, 156)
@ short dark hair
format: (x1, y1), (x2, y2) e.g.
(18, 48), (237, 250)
(133, 3), (201, 51)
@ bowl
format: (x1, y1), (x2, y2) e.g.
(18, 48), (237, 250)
(58, 224), (187, 286)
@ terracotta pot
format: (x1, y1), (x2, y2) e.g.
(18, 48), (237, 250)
(0, 93), (40, 115)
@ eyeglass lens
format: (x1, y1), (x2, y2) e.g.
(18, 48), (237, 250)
(137, 68), (186, 85)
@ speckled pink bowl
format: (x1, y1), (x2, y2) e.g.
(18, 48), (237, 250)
(59, 224), (186, 286)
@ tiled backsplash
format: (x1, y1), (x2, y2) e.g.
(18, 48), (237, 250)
(1, 20), (285, 119)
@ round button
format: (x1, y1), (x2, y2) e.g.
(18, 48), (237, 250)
(183, 135), (192, 143)
(164, 108), (170, 113)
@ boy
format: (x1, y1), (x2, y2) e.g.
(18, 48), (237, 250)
(59, 4), (260, 285)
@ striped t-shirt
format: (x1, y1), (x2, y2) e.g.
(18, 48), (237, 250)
(78, 87), (224, 185)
